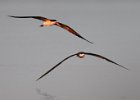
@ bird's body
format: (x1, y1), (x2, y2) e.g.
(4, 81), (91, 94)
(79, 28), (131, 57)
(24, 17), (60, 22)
(36, 51), (128, 81)
(77, 52), (85, 58)
(41, 20), (57, 26)
(9, 15), (93, 44)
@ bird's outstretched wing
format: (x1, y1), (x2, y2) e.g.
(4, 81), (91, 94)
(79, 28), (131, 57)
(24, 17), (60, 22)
(36, 54), (77, 81)
(84, 52), (129, 70)
(55, 22), (93, 44)
(8, 15), (55, 21)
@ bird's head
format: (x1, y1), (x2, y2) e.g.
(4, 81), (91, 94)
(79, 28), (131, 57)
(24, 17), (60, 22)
(40, 24), (44, 27)
(77, 52), (85, 58)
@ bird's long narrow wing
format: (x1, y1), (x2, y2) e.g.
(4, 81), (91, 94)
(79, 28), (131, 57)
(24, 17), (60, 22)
(55, 22), (93, 44)
(8, 15), (48, 21)
(84, 52), (129, 70)
(36, 54), (77, 81)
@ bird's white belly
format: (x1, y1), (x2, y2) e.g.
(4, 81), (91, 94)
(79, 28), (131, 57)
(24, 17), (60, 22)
(43, 20), (56, 26)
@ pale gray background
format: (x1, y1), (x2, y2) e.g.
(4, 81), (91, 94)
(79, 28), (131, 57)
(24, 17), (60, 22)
(0, 0), (140, 100)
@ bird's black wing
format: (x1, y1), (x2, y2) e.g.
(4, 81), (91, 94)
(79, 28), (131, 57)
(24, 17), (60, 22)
(36, 53), (77, 81)
(8, 15), (48, 21)
(84, 52), (129, 70)
(55, 22), (93, 44)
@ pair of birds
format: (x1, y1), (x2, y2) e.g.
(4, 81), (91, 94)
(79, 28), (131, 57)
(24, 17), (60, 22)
(9, 15), (128, 81)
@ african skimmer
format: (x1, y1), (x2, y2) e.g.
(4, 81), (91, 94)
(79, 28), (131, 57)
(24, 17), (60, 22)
(36, 51), (128, 81)
(9, 15), (93, 44)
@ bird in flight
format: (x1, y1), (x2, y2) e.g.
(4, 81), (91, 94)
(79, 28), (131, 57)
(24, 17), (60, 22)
(8, 15), (93, 44)
(36, 51), (128, 81)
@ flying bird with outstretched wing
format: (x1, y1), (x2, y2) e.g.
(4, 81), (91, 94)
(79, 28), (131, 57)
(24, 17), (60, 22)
(9, 15), (93, 44)
(36, 51), (128, 81)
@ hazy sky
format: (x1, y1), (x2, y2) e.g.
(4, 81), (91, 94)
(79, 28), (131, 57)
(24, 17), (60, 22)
(0, 0), (140, 100)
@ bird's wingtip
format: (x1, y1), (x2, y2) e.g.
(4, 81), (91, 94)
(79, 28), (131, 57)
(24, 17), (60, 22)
(87, 40), (94, 44)
(8, 15), (12, 17)
(90, 41), (94, 44)
(36, 77), (41, 81)
(117, 64), (129, 70)
(8, 15), (15, 18)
